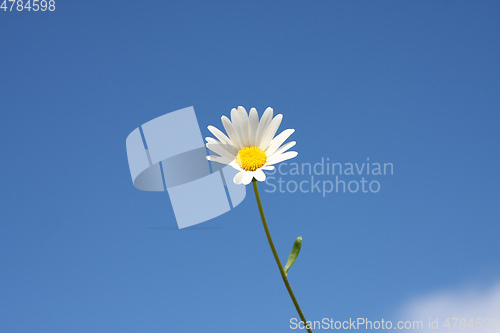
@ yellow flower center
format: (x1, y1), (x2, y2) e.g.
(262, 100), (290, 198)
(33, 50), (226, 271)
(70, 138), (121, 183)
(236, 147), (267, 171)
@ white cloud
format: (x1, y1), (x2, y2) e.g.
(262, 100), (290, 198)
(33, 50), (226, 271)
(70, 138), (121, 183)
(399, 282), (500, 333)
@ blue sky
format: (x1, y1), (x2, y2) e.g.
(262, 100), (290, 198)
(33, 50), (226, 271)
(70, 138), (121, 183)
(1, 1), (499, 332)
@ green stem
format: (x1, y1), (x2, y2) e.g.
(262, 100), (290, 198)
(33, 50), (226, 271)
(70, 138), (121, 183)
(252, 179), (313, 333)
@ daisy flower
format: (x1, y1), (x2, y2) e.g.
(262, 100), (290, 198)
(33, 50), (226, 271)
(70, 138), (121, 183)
(205, 106), (298, 185)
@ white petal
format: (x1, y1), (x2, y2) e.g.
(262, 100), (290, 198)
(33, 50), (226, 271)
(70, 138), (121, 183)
(221, 141), (239, 155)
(205, 137), (238, 155)
(242, 172), (254, 185)
(237, 106), (250, 147)
(259, 114), (283, 151)
(207, 155), (232, 165)
(229, 160), (242, 171)
(265, 129), (295, 156)
(255, 107), (273, 146)
(205, 137), (218, 144)
(248, 108), (259, 146)
(233, 171), (246, 185)
(221, 116), (242, 149)
(261, 165), (275, 171)
(207, 125), (233, 146)
(230, 108), (244, 144)
(206, 143), (236, 161)
(230, 107), (241, 130)
(230, 107), (246, 144)
(230, 107), (239, 124)
(253, 169), (266, 182)
(268, 141), (296, 159)
(266, 151), (298, 165)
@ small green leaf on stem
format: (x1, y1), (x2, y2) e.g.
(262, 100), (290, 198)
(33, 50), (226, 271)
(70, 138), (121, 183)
(284, 236), (302, 276)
